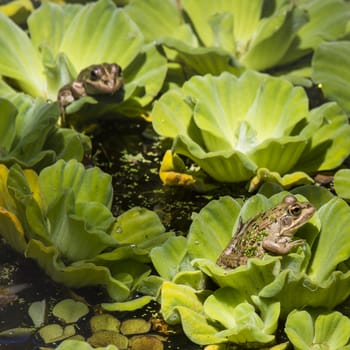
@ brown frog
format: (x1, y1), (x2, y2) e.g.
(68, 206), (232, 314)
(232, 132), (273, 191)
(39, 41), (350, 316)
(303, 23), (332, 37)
(216, 195), (315, 269)
(57, 63), (124, 126)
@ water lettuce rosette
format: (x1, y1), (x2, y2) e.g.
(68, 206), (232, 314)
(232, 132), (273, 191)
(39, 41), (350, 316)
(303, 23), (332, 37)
(152, 70), (350, 187)
(0, 0), (167, 125)
(285, 310), (350, 350)
(126, 0), (350, 78)
(0, 159), (172, 302)
(157, 191), (350, 346)
(0, 95), (90, 170)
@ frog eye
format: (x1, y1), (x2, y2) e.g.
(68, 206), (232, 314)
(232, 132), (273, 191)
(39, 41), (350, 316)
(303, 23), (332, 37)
(289, 204), (302, 216)
(89, 68), (102, 81)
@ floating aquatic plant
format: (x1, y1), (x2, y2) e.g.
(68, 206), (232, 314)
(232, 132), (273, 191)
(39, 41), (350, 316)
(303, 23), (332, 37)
(0, 160), (172, 302)
(285, 310), (350, 350)
(153, 70), (350, 187)
(0, 95), (90, 170)
(126, 0), (350, 78)
(156, 191), (350, 346)
(0, 0), (167, 125)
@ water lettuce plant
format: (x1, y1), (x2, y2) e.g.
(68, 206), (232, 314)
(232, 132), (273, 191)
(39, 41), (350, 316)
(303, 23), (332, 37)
(0, 94), (90, 170)
(126, 0), (350, 78)
(0, 0), (167, 124)
(155, 192), (350, 346)
(152, 70), (350, 187)
(285, 310), (350, 350)
(0, 159), (172, 302)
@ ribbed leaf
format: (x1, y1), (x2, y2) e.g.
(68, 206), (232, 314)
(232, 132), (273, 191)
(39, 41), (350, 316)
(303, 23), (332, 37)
(0, 13), (45, 96)
(312, 41), (350, 113)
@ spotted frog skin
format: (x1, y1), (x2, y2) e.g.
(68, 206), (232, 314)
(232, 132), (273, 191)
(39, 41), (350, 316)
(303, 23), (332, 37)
(216, 195), (315, 269)
(57, 63), (124, 126)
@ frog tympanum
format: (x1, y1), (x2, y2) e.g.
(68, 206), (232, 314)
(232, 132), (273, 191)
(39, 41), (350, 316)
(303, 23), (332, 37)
(216, 195), (315, 269)
(57, 63), (124, 126)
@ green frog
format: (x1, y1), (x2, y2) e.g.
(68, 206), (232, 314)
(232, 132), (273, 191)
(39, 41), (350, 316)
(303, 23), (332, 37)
(216, 195), (315, 269)
(57, 63), (124, 126)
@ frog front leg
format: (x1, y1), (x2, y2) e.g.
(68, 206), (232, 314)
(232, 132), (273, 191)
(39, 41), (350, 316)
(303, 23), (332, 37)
(262, 238), (305, 255)
(57, 81), (86, 127)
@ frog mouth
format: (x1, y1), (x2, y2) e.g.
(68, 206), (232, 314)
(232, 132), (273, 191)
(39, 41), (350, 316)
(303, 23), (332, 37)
(113, 76), (124, 93)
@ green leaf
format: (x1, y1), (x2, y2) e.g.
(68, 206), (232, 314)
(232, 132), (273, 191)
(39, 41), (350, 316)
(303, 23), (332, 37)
(28, 2), (81, 58)
(59, 0), (143, 72)
(259, 268), (350, 318)
(0, 13), (45, 96)
(28, 300), (46, 328)
(241, 6), (308, 70)
(285, 310), (315, 350)
(308, 198), (350, 283)
(286, 310), (350, 350)
(291, 185), (334, 209)
(182, 0), (308, 71)
(25, 239), (131, 301)
(334, 169), (350, 201)
(182, 0), (262, 49)
(125, 0), (197, 44)
(39, 159), (113, 209)
(43, 127), (92, 163)
(204, 288), (278, 344)
(111, 207), (165, 245)
(46, 191), (116, 262)
(39, 324), (75, 344)
(52, 299), (89, 323)
(0, 98), (16, 151)
(0, 96), (73, 170)
(161, 38), (241, 76)
(312, 41), (350, 113)
(160, 282), (205, 325)
(296, 102), (350, 172)
(187, 196), (241, 262)
(102, 295), (154, 312)
(281, 0), (350, 65)
(176, 306), (226, 345)
(150, 236), (188, 280)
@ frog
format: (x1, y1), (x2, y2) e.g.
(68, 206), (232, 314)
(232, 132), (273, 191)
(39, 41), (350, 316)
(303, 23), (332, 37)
(57, 63), (124, 126)
(216, 195), (315, 269)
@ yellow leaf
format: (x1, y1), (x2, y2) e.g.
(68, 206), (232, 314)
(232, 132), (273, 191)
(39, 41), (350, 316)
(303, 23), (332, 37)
(159, 150), (196, 186)
(0, 207), (27, 253)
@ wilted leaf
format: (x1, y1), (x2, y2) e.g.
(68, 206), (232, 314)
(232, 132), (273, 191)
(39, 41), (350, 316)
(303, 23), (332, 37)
(28, 300), (46, 328)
